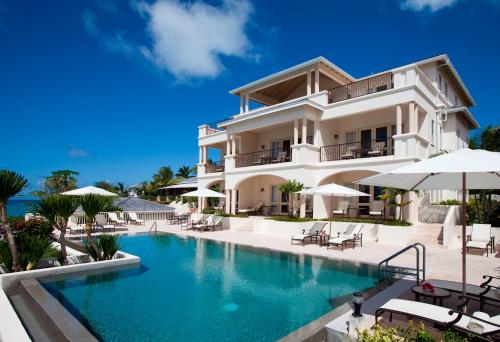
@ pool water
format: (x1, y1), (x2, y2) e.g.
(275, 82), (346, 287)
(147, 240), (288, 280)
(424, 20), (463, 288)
(42, 234), (378, 341)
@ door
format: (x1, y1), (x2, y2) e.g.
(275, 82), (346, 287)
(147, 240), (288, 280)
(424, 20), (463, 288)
(281, 191), (288, 214)
(361, 129), (372, 151)
(376, 127), (388, 155)
(271, 141), (280, 159)
(271, 186), (279, 213)
(282, 139), (291, 160)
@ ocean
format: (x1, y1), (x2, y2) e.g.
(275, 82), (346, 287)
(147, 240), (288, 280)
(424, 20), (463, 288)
(6, 199), (40, 218)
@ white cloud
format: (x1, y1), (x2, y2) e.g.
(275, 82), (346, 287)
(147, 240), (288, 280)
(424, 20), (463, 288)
(400, 0), (460, 12)
(137, 0), (254, 79)
(82, 10), (99, 36)
(68, 147), (89, 158)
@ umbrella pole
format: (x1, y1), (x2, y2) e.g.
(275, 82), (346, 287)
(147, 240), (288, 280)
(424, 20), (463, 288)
(329, 194), (333, 236)
(462, 172), (467, 311)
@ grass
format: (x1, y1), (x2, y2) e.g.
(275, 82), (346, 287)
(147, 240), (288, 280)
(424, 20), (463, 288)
(267, 216), (412, 226)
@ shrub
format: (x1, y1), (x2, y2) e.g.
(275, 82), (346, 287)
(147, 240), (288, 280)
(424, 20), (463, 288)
(266, 216), (412, 226)
(0, 240), (13, 271)
(202, 207), (215, 214)
(16, 233), (53, 270)
(357, 321), (466, 342)
(432, 199), (462, 205)
(84, 234), (120, 261)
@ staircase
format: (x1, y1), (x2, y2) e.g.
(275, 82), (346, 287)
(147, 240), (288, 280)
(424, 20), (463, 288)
(409, 223), (444, 248)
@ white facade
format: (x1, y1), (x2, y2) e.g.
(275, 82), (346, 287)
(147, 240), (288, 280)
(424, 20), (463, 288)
(196, 55), (478, 221)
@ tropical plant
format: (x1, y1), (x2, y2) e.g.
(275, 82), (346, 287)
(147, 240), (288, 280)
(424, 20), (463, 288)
(176, 165), (195, 179)
(115, 182), (127, 196)
(278, 180), (304, 217)
(152, 166), (175, 188)
(16, 233), (53, 270)
(379, 187), (417, 221)
(0, 169), (28, 271)
(43, 170), (79, 194)
(356, 321), (461, 342)
(79, 194), (114, 249)
(83, 234), (120, 261)
(37, 195), (80, 265)
(95, 181), (119, 194)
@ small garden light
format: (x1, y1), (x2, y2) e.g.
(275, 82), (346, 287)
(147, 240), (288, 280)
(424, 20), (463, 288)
(352, 292), (364, 317)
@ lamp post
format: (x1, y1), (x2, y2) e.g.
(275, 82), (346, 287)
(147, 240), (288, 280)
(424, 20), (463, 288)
(348, 292), (365, 338)
(352, 292), (364, 317)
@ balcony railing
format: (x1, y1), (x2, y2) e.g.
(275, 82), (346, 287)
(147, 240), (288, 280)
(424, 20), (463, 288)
(206, 160), (225, 173)
(320, 138), (393, 162)
(328, 72), (393, 104)
(235, 148), (291, 168)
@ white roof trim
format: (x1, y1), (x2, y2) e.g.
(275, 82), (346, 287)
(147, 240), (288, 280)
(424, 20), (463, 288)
(229, 57), (355, 95)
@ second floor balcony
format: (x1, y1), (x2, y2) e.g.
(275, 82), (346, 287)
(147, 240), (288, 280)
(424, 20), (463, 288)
(327, 72), (393, 104)
(320, 138), (394, 162)
(235, 147), (291, 168)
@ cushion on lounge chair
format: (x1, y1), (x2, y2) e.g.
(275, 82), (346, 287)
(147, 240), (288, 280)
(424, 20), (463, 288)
(328, 236), (350, 245)
(471, 224), (491, 242)
(466, 240), (490, 249)
(292, 234), (310, 240)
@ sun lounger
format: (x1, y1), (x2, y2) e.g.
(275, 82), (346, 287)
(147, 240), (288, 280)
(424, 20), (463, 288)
(192, 215), (213, 231)
(127, 212), (145, 225)
(466, 223), (494, 256)
(67, 216), (84, 235)
(95, 215), (116, 232)
(291, 222), (327, 245)
(332, 200), (349, 217)
(107, 212), (126, 226)
(327, 224), (363, 250)
(203, 215), (224, 231)
(375, 298), (500, 340)
(428, 275), (500, 310)
(369, 200), (385, 219)
(238, 201), (264, 214)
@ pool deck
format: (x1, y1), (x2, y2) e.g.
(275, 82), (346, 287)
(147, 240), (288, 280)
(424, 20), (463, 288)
(65, 221), (500, 286)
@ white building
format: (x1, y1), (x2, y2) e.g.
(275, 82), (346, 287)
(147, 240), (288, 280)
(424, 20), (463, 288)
(196, 55), (478, 222)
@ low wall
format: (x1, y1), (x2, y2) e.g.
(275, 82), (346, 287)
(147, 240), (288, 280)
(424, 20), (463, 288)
(376, 225), (414, 246)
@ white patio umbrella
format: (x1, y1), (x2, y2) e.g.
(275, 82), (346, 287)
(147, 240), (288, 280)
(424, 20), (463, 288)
(181, 188), (226, 212)
(61, 186), (117, 196)
(298, 183), (371, 235)
(358, 148), (500, 299)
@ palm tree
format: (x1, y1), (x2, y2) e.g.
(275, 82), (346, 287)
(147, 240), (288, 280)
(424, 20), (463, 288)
(176, 165), (195, 179)
(37, 195), (79, 265)
(43, 170), (79, 194)
(115, 182), (126, 196)
(0, 170), (28, 271)
(279, 180), (304, 217)
(379, 187), (417, 221)
(152, 166), (175, 188)
(79, 194), (112, 249)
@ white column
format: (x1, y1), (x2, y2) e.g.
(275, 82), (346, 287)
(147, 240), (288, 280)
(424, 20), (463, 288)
(245, 95), (249, 113)
(299, 195), (306, 218)
(239, 95), (244, 114)
(314, 120), (320, 147)
(225, 190), (231, 214)
(414, 105), (419, 134)
(226, 139), (231, 156)
(302, 118), (307, 144)
(231, 189), (237, 215)
(396, 104), (402, 135)
(409, 102), (416, 133)
(198, 146), (203, 164)
(306, 72), (311, 95)
(314, 65), (319, 93)
(198, 197), (203, 213)
(293, 119), (299, 145)
(231, 135), (236, 156)
(202, 146), (207, 163)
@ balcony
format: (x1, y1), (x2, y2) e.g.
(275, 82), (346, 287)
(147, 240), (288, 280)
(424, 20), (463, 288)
(235, 148), (291, 168)
(206, 160), (225, 173)
(327, 72), (393, 104)
(320, 138), (393, 162)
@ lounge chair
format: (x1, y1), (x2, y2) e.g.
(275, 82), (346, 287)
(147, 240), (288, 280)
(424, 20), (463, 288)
(369, 200), (385, 220)
(341, 143), (356, 159)
(192, 215), (214, 231)
(67, 216), (84, 235)
(272, 151), (287, 163)
(128, 212), (145, 225)
(428, 275), (500, 311)
(238, 201), (264, 214)
(95, 215), (116, 232)
(332, 200), (349, 217)
(368, 141), (386, 157)
(291, 222), (328, 245)
(327, 224), (363, 250)
(108, 212), (126, 226)
(466, 224), (494, 256)
(204, 215), (224, 231)
(181, 214), (208, 230)
(375, 298), (500, 341)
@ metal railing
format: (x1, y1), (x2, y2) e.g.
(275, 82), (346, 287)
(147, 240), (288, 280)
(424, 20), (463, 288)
(328, 72), (393, 104)
(378, 243), (426, 285)
(148, 221), (158, 233)
(72, 211), (174, 224)
(235, 148), (291, 168)
(320, 138), (393, 162)
(206, 160), (225, 173)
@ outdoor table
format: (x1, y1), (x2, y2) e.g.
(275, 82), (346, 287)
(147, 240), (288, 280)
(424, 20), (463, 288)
(412, 286), (451, 306)
(318, 234), (330, 246)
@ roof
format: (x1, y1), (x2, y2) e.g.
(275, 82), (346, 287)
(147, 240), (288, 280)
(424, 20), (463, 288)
(113, 197), (174, 212)
(229, 56), (355, 96)
(441, 106), (480, 129)
(160, 182), (198, 190)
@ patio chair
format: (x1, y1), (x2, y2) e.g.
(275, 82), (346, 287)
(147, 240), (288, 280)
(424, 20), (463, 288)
(67, 216), (84, 235)
(375, 298), (500, 341)
(192, 215), (213, 231)
(369, 200), (385, 220)
(108, 212), (126, 226)
(128, 212), (145, 225)
(428, 275), (500, 311)
(204, 215), (224, 231)
(272, 151), (287, 163)
(332, 200), (349, 217)
(291, 222), (328, 245)
(95, 215), (116, 232)
(327, 224), (363, 250)
(368, 141), (386, 157)
(341, 143), (356, 159)
(238, 201), (264, 215)
(466, 223), (494, 256)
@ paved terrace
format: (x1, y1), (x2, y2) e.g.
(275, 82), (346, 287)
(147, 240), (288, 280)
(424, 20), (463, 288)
(64, 221), (500, 285)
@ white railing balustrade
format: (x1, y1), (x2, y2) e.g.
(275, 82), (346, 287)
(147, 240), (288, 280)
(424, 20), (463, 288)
(71, 211), (176, 225)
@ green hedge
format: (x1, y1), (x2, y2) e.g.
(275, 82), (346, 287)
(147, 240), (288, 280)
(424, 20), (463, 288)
(267, 216), (412, 226)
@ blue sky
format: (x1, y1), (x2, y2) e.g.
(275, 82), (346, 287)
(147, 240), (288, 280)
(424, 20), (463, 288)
(1, 0), (499, 193)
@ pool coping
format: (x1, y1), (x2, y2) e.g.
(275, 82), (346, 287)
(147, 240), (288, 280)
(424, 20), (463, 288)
(0, 250), (140, 342)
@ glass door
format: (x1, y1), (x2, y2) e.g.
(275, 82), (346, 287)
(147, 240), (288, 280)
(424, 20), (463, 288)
(376, 127), (387, 155)
(271, 141), (280, 159)
(270, 186), (279, 214)
(361, 129), (372, 156)
(282, 139), (291, 160)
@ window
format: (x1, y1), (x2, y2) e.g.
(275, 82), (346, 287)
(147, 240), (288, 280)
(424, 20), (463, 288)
(359, 185), (370, 203)
(444, 82), (448, 97)
(454, 95), (458, 106)
(431, 119), (435, 145)
(346, 131), (357, 144)
(457, 129), (461, 148)
(271, 186), (279, 204)
(438, 74), (442, 90)
(374, 186), (383, 200)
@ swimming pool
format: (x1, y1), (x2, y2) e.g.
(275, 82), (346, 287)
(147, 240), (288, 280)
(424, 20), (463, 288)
(42, 234), (379, 341)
